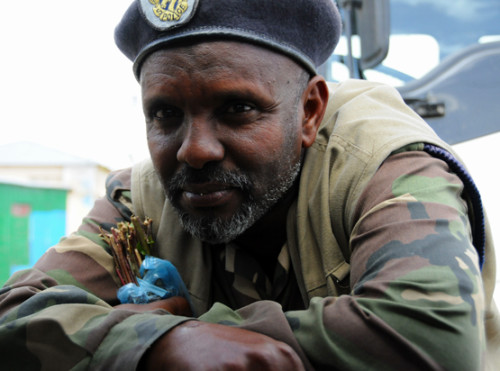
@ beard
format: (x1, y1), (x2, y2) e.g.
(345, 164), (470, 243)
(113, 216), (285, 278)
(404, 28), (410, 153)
(165, 159), (302, 244)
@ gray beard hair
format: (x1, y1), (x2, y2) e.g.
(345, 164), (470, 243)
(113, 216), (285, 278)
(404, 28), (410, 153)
(167, 160), (302, 244)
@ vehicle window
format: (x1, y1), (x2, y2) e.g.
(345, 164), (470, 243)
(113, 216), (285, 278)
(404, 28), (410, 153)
(328, 0), (500, 85)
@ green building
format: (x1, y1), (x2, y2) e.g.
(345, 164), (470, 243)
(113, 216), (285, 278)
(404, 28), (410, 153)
(0, 181), (68, 285)
(0, 142), (110, 286)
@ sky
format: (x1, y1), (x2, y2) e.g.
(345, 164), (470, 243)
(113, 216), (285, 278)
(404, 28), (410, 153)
(0, 1), (148, 170)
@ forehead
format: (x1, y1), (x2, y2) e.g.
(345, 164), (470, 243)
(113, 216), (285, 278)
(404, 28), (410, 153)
(140, 40), (302, 81)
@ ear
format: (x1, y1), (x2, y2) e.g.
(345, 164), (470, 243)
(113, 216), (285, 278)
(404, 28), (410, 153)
(300, 75), (329, 148)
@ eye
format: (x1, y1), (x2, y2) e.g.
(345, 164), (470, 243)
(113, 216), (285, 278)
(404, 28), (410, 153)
(152, 105), (183, 120)
(218, 100), (262, 126)
(146, 103), (184, 130)
(225, 102), (255, 114)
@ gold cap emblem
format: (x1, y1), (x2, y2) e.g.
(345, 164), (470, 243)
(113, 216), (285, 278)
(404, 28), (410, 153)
(139, 0), (199, 30)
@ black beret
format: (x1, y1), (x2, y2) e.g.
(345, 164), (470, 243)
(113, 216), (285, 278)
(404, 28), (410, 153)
(115, 0), (342, 80)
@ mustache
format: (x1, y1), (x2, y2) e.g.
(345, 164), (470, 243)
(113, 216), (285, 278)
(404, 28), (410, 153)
(167, 163), (253, 195)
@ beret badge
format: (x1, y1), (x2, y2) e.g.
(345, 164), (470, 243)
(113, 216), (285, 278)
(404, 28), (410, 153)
(139, 0), (199, 30)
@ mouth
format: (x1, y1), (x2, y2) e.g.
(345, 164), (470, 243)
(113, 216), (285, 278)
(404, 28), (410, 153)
(180, 183), (241, 209)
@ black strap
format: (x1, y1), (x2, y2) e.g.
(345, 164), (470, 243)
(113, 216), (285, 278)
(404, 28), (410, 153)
(423, 144), (485, 269)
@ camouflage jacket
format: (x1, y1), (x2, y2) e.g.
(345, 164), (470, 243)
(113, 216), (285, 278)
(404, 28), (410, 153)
(0, 80), (494, 370)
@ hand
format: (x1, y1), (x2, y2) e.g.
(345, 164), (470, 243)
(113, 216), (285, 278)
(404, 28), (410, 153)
(139, 321), (305, 370)
(114, 296), (192, 316)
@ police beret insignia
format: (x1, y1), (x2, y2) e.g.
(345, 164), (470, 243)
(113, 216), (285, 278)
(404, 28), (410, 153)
(139, 0), (199, 30)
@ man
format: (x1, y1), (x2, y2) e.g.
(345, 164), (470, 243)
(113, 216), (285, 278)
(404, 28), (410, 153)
(0, 0), (498, 370)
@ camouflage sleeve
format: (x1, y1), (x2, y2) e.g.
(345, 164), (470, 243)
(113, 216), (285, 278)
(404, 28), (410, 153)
(199, 150), (485, 371)
(0, 168), (191, 370)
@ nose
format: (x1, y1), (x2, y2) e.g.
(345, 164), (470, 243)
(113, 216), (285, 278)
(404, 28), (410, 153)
(176, 120), (224, 169)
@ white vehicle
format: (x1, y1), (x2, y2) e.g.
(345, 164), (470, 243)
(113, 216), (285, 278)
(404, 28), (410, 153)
(322, 0), (500, 301)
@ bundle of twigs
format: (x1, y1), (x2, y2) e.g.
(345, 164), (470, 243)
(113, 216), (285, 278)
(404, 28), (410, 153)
(100, 216), (155, 286)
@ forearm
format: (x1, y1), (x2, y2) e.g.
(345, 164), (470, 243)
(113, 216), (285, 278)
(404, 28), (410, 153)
(199, 238), (482, 370)
(199, 151), (485, 370)
(0, 245), (192, 369)
(0, 292), (191, 370)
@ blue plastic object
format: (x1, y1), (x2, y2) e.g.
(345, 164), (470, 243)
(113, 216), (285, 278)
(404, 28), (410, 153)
(117, 256), (192, 309)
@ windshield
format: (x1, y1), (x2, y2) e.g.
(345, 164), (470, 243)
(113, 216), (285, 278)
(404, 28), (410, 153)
(392, 0), (499, 58)
(329, 0), (500, 85)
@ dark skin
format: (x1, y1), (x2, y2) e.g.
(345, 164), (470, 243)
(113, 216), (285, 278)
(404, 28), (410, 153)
(117, 41), (329, 370)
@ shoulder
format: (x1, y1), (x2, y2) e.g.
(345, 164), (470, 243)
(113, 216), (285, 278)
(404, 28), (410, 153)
(317, 80), (441, 153)
(105, 167), (132, 199)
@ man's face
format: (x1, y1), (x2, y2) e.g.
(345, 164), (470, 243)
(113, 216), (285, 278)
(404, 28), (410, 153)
(140, 41), (308, 244)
